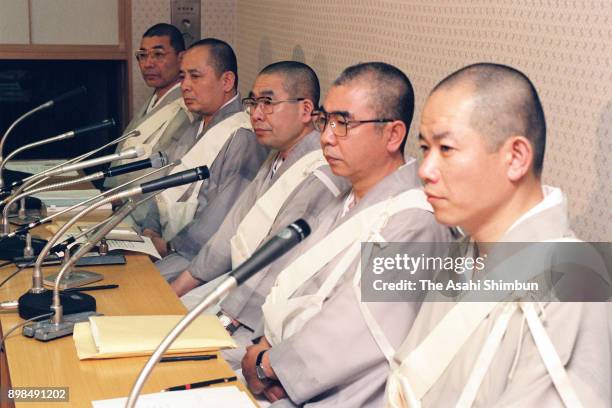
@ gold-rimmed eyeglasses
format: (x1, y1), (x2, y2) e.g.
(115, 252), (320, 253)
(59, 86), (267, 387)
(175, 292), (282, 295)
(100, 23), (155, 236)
(242, 97), (305, 115)
(135, 49), (175, 63)
(312, 110), (394, 137)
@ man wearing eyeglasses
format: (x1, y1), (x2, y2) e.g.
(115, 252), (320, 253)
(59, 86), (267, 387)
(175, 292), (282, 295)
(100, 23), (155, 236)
(240, 62), (451, 406)
(169, 62), (348, 347)
(105, 23), (192, 189)
(140, 38), (268, 275)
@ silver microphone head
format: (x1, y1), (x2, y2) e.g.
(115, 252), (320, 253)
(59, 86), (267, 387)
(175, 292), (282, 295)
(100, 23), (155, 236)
(120, 145), (146, 160)
(150, 152), (169, 168)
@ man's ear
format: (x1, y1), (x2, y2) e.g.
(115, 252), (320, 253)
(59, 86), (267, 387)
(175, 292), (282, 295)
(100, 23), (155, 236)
(503, 135), (533, 181)
(222, 71), (236, 93)
(299, 99), (316, 124)
(177, 51), (185, 63)
(385, 120), (407, 154)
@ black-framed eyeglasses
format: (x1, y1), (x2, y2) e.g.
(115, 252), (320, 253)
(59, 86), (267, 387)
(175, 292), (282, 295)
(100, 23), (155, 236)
(312, 110), (394, 137)
(135, 49), (175, 63)
(242, 97), (305, 115)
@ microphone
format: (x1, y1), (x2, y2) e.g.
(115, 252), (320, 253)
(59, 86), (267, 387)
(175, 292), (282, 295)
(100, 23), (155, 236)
(138, 165), (209, 195)
(231, 219), (310, 284)
(0, 145), (142, 231)
(2, 160), (178, 242)
(40, 146), (145, 179)
(22, 197), (146, 341)
(102, 151), (167, 178)
(48, 86), (87, 107)
(18, 166), (210, 320)
(0, 119), (115, 196)
(0, 86), (87, 188)
(0, 129), (142, 197)
(125, 219), (311, 407)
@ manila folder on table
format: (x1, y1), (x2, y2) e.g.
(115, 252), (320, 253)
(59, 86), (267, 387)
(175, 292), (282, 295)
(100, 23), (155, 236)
(73, 315), (236, 360)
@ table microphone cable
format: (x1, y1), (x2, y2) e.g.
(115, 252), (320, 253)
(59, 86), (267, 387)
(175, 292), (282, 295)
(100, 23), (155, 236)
(0, 311), (53, 352)
(0, 260), (13, 268)
(0, 264), (31, 289)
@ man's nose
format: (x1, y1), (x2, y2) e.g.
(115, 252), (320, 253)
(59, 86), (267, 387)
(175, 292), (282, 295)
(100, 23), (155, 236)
(418, 153), (440, 184)
(181, 76), (191, 92)
(250, 103), (266, 121)
(319, 121), (337, 146)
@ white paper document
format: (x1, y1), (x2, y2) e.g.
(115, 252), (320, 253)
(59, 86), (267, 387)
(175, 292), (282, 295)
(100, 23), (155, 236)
(106, 236), (161, 259)
(33, 189), (102, 207)
(6, 159), (80, 177)
(91, 385), (256, 408)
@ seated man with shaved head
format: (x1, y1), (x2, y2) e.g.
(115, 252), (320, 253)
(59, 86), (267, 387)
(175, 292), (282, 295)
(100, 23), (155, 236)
(170, 61), (348, 359)
(241, 62), (452, 407)
(384, 63), (611, 407)
(105, 23), (191, 191)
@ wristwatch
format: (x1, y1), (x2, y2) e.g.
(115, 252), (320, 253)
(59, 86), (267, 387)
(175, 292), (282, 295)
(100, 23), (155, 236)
(216, 311), (239, 335)
(255, 349), (272, 383)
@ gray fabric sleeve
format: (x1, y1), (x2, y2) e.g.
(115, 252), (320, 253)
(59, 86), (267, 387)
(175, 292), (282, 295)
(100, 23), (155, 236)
(170, 128), (268, 260)
(492, 302), (610, 408)
(268, 211), (450, 404)
(140, 198), (162, 233)
(187, 180), (258, 282)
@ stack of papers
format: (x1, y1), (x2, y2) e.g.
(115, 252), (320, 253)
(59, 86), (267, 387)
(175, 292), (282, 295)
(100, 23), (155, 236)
(73, 315), (236, 360)
(92, 386), (256, 408)
(33, 189), (103, 207)
(33, 189), (112, 216)
(47, 221), (161, 259)
(77, 224), (143, 242)
(6, 159), (80, 177)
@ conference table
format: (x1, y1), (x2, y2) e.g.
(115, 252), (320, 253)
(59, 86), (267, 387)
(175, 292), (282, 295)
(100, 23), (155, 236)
(0, 250), (248, 407)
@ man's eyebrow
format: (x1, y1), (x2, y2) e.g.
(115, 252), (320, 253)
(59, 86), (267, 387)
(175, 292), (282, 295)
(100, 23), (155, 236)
(327, 110), (350, 117)
(432, 131), (451, 140)
(418, 131), (451, 141)
(140, 44), (166, 51)
(258, 90), (275, 97)
(249, 90), (274, 98)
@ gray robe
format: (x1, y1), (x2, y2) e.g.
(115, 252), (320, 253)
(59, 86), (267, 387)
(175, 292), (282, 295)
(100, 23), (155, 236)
(103, 84), (191, 189)
(397, 187), (611, 407)
(180, 130), (349, 321)
(147, 95), (269, 268)
(265, 161), (453, 407)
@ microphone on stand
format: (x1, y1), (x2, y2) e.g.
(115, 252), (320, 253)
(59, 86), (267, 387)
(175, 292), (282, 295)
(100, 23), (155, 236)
(0, 118), (116, 192)
(0, 146), (146, 236)
(3, 155), (175, 242)
(101, 151), (168, 179)
(0, 119), (117, 225)
(126, 219), (311, 407)
(0, 86), (87, 189)
(0, 128), (142, 198)
(17, 166), (210, 322)
(0, 148), (154, 261)
(22, 199), (140, 341)
(38, 145), (146, 179)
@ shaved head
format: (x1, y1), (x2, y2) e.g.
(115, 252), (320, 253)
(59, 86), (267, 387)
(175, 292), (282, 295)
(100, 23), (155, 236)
(259, 61), (320, 106)
(433, 63), (546, 175)
(333, 62), (414, 151)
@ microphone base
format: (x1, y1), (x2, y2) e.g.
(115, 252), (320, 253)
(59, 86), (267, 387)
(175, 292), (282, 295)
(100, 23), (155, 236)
(18, 289), (96, 320)
(22, 310), (100, 341)
(43, 269), (103, 289)
(0, 235), (47, 261)
(9, 214), (41, 226)
(0, 196), (44, 213)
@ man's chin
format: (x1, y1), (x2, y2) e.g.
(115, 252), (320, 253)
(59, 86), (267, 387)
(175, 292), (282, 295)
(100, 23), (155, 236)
(143, 79), (161, 88)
